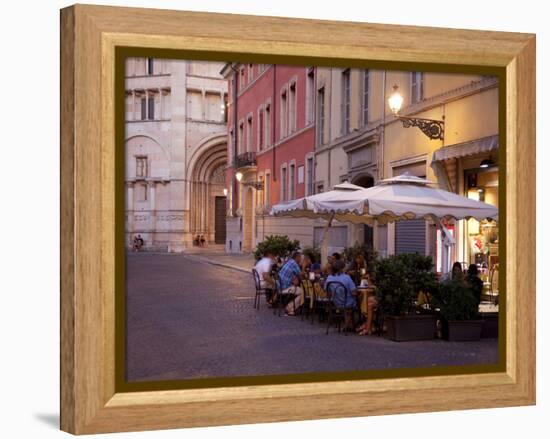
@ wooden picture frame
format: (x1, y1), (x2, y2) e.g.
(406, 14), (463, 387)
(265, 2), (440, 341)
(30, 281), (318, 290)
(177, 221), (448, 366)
(60, 4), (536, 434)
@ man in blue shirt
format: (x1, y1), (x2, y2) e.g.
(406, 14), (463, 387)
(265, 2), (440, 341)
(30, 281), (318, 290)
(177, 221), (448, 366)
(325, 259), (357, 309)
(277, 252), (303, 316)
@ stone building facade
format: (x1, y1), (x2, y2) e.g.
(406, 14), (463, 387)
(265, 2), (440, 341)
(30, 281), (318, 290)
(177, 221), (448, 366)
(125, 58), (228, 251)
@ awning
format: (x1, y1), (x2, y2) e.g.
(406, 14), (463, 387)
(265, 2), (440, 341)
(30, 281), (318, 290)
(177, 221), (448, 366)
(431, 135), (498, 192)
(432, 135), (499, 162)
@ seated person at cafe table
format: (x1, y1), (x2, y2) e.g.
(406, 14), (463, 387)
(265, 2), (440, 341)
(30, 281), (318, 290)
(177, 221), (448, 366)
(254, 250), (276, 303)
(355, 272), (379, 336)
(323, 252), (342, 276)
(278, 252), (303, 316)
(325, 259), (357, 329)
(346, 253), (367, 284)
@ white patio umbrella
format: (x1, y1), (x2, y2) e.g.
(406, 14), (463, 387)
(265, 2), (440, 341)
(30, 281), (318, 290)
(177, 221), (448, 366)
(271, 173), (498, 273)
(270, 181), (365, 266)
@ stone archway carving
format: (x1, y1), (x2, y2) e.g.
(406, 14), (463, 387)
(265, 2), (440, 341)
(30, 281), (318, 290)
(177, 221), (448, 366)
(187, 139), (227, 244)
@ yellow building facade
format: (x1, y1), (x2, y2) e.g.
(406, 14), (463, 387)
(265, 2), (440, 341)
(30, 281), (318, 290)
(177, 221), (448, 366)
(314, 67), (499, 271)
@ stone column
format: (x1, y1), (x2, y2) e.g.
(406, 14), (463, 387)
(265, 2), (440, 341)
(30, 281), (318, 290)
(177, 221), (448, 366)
(131, 90), (136, 121)
(145, 90), (149, 120)
(127, 183), (134, 247)
(201, 88), (206, 120)
(158, 88), (163, 120)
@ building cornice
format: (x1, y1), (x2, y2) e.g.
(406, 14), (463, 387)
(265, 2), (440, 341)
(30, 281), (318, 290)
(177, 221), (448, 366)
(317, 76), (498, 153)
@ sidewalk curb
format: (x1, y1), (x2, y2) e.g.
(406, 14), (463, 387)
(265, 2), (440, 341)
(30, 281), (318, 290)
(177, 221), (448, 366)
(183, 254), (251, 274)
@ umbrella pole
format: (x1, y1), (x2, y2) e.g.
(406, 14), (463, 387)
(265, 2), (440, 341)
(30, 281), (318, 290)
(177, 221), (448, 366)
(320, 213), (335, 267)
(437, 219), (456, 276)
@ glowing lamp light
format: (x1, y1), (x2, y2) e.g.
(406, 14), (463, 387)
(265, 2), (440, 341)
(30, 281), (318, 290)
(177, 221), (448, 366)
(223, 188), (228, 196)
(235, 171), (243, 182)
(388, 84), (404, 115)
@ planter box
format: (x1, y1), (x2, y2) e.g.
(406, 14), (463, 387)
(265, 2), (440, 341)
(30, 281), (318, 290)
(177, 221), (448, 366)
(442, 319), (483, 341)
(386, 314), (436, 342)
(481, 312), (499, 338)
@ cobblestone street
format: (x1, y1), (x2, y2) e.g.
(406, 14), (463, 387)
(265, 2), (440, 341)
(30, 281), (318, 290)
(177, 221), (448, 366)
(126, 253), (499, 382)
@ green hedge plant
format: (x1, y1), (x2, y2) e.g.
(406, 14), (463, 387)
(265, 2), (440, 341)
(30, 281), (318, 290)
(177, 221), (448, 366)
(372, 253), (438, 316)
(433, 278), (480, 321)
(254, 235), (300, 261)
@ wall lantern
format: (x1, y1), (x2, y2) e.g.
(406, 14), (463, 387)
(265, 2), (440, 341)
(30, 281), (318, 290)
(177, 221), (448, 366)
(479, 158), (495, 168)
(223, 188), (228, 196)
(388, 84), (445, 141)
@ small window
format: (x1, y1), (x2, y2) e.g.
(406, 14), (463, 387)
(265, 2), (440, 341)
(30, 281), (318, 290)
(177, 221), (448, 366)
(342, 69), (351, 135)
(264, 173), (271, 207)
(306, 68), (315, 124)
(265, 103), (271, 147)
(317, 87), (325, 145)
(289, 82), (297, 133)
(247, 116), (253, 152)
(148, 95), (155, 120)
(137, 183), (148, 201)
(281, 166), (288, 201)
(362, 70), (370, 126)
(411, 71), (424, 104)
(147, 58), (154, 75)
(140, 97), (147, 120)
(258, 109), (264, 150)
(289, 163), (296, 200)
(306, 157), (314, 195)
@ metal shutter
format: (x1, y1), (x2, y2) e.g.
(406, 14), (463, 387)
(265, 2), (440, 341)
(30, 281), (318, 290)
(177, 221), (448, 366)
(395, 220), (426, 255)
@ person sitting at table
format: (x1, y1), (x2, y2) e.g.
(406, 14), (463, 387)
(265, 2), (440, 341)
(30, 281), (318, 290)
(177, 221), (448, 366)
(325, 259), (357, 330)
(277, 252), (303, 316)
(254, 250), (276, 303)
(451, 261), (464, 279)
(323, 252), (342, 276)
(347, 253), (367, 284)
(301, 254), (313, 275)
(466, 263), (484, 307)
(356, 272), (379, 336)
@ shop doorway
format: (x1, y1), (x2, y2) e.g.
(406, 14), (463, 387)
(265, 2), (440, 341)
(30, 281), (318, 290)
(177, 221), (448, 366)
(352, 174), (375, 249)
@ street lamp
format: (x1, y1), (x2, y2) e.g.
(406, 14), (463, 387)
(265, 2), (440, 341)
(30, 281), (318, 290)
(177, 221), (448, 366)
(388, 84), (445, 141)
(223, 188), (228, 196)
(234, 171), (263, 190)
(235, 171), (243, 182)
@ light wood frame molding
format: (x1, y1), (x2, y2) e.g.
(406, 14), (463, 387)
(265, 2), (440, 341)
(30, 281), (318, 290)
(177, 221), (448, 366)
(60, 4), (536, 434)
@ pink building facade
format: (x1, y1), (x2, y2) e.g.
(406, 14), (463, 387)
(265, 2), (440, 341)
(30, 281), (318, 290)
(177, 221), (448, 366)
(222, 63), (317, 253)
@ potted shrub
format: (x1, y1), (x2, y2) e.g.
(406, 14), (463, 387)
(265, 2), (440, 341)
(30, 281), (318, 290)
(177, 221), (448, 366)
(433, 278), (483, 341)
(253, 235), (300, 261)
(373, 254), (438, 342)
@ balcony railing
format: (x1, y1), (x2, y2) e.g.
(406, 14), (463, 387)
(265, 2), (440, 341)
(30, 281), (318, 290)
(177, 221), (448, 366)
(234, 151), (257, 169)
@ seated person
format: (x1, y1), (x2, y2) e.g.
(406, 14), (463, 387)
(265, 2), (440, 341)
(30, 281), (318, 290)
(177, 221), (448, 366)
(301, 254), (313, 275)
(254, 251), (276, 302)
(466, 263), (484, 307)
(277, 252), (303, 316)
(355, 272), (378, 336)
(325, 260), (357, 329)
(347, 253), (367, 284)
(323, 252), (342, 276)
(325, 260), (357, 308)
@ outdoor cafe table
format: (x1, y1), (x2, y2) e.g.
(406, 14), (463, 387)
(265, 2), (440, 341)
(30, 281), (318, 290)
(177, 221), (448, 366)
(355, 286), (376, 315)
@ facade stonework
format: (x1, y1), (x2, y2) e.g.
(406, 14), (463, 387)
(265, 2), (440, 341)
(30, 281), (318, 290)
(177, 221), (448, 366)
(125, 58), (228, 251)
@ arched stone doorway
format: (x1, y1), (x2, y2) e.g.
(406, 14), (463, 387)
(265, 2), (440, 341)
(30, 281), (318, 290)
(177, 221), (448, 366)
(188, 138), (227, 247)
(352, 173), (375, 249)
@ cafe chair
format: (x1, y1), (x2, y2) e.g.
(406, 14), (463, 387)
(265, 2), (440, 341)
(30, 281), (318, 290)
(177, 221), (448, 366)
(251, 268), (270, 310)
(325, 281), (356, 335)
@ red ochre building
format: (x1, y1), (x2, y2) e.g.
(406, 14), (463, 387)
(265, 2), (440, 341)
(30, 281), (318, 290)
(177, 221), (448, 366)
(221, 63), (317, 253)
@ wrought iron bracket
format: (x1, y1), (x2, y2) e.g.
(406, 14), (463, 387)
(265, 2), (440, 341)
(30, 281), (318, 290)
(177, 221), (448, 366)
(398, 116), (444, 140)
(242, 181), (264, 190)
